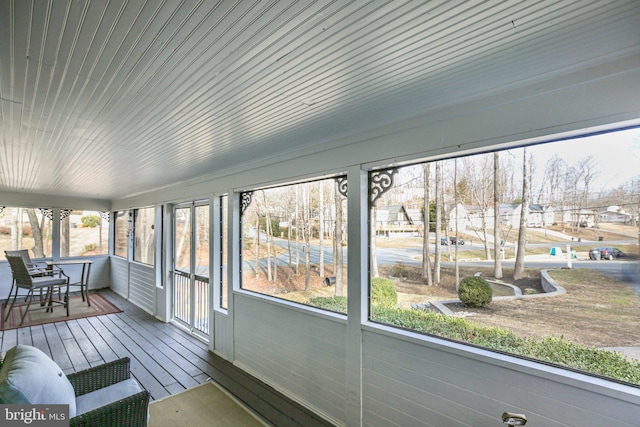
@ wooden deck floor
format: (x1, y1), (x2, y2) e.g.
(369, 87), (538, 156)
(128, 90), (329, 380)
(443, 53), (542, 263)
(0, 290), (334, 427)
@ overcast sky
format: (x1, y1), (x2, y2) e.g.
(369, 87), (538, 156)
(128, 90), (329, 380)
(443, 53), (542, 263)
(528, 127), (640, 192)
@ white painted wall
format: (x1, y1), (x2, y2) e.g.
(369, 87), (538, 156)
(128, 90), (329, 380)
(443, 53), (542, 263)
(234, 292), (348, 426)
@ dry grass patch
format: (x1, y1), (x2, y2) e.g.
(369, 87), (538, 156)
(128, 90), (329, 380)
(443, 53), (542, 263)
(449, 268), (640, 348)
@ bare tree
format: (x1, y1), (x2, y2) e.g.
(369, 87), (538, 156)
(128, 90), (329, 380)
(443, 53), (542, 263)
(454, 159), (460, 290)
(370, 204), (379, 278)
(334, 180), (345, 296)
(513, 148), (531, 280)
(319, 181), (325, 277)
(493, 152), (503, 279)
(302, 184), (312, 290)
(461, 154), (493, 260)
(26, 209), (45, 257)
(295, 186), (300, 275)
(422, 164), (433, 285)
(434, 161), (442, 284)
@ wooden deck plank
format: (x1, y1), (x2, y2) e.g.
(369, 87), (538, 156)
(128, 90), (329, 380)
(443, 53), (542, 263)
(30, 325), (52, 359)
(66, 319), (103, 364)
(86, 315), (170, 401)
(55, 322), (91, 372)
(117, 311), (204, 377)
(1, 329), (17, 353)
(16, 327), (32, 346)
(99, 314), (176, 387)
(74, 317), (119, 364)
(42, 323), (73, 372)
(107, 314), (200, 390)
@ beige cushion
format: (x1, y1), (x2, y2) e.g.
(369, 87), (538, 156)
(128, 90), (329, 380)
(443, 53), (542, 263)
(0, 345), (77, 417)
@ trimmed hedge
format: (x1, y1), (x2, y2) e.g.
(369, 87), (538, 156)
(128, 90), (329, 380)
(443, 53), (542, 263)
(309, 296), (347, 313)
(371, 277), (398, 308)
(309, 280), (640, 384)
(372, 306), (640, 384)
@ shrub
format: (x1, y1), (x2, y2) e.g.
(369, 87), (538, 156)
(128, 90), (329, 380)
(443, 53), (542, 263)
(81, 215), (101, 228)
(458, 276), (492, 307)
(390, 262), (407, 278)
(372, 277), (397, 308)
(309, 296), (347, 313)
(371, 306), (640, 384)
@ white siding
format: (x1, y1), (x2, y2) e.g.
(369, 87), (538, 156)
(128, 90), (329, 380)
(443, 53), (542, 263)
(213, 311), (233, 360)
(128, 262), (155, 315)
(234, 293), (348, 425)
(362, 327), (640, 427)
(109, 257), (129, 299)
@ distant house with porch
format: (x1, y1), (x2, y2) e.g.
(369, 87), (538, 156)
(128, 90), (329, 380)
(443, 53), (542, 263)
(448, 203), (495, 232)
(560, 207), (597, 227)
(499, 203), (554, 228)
(375, 204), (423, 236)
(600, 206), (632, 224)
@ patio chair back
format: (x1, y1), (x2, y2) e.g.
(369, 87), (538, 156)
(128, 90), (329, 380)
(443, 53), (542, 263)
(5, 254), (35, 288)
(5, 248), (32, 263)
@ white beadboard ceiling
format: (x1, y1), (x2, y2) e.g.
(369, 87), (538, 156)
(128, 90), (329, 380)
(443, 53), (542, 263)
(1, 0), (639, 200)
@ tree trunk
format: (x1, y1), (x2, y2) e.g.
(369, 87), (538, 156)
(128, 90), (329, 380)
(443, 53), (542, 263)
(295, 187), (300, 275)
(493, 152), (503, 279)
(513, 148), (530, 280)
(422, 164), (433, 285)
(254, 215), (260, 277)
(303, 184), (312, 290)
(334, 180), (345, 296)
(370, 205), (379, 278)
(319, 181), (324, 277)
(26, 209), (44, 257)
(434, 161), (442, 284)
(454, 159), (460, 291)
(262, 193), (272, 282)
(61, 216), (69, 258)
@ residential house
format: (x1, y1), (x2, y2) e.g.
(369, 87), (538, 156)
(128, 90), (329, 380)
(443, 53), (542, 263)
(499, 203), (554, 228)
(448, 203), (495, 232)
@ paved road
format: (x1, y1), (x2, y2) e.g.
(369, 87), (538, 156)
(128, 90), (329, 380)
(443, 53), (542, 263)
(246, 234), (639, 290)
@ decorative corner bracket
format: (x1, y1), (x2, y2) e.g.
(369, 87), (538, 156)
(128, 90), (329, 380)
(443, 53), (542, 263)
(335, 176), (348, 198)
(369, 168), (398, 205)
(240, 191), (254, 215)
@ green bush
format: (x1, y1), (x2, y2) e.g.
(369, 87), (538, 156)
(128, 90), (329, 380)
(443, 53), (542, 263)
(309, 296), (347, 313)
(372, 277), (397, 308)
(81, 215), (101, 228)
(371, 306), (640, 384)
(390, 262), (407, 278)
(458, 276), (493, 307)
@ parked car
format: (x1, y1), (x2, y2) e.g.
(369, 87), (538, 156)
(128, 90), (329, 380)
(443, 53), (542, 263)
(589, 247), (624, 261)
(441, 237), (465, 245)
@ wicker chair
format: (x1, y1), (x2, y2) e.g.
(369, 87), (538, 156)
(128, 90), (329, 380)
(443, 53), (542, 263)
(0, 345), (150, 427)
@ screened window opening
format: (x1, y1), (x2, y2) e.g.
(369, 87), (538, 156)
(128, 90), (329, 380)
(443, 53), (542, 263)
(114, 210), (129, 258)
(368, 128), (640, 386)
(220, 195), (229, 309)
(62, 210), (110, 257)
(241, 176), (348, 313)
(134, 207), (155, 265)
(0, 207), (53, 260)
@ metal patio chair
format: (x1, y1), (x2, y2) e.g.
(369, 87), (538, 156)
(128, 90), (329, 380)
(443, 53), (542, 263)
(3, 249), (66, 308)
(4, 254), (69, 325)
